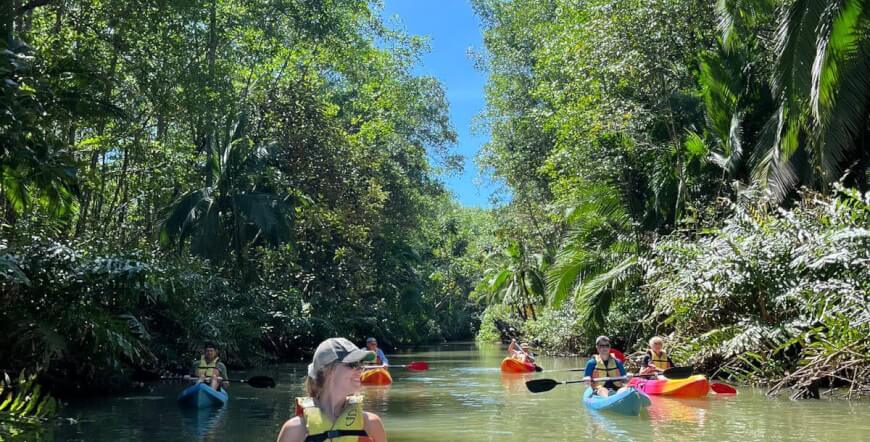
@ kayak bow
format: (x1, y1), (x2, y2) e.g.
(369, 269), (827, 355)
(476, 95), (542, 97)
(500, 357), (537, 373)
(360, 367), (393, 385)
(582, 387), (650, 416)
(177, 383), (228, 409)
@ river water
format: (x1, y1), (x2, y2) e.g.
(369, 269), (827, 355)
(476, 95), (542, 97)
(49, 342), (869, 441)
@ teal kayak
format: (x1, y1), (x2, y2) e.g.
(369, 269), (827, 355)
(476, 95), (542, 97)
(582, 387), (650, 416)
(177, 383), (228, 408)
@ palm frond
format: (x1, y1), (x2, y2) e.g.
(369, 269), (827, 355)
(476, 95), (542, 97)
(573, 255), (639, 326)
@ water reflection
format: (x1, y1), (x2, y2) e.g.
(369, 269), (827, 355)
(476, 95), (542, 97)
(647, 396), (708, 424)
(180, 405), (226, 441)
(499, 372), (534, 394)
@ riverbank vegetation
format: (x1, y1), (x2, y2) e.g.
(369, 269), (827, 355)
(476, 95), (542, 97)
(471, 0), (869, 398)
(1, 1), (868, 423)
(0, 0), (493, 401)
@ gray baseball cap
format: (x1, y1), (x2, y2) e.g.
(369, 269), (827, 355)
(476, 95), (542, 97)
(595, 335), (611, 346)
(307, 337), (375, 379)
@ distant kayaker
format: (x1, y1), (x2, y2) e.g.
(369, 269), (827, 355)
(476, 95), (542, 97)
(639, 336), (675, 377)
(365, 337), (389, 366)
(189, 342), (228, 391)
(508, 338), (535, 363)
(277, 337), (387, 442)
(584, 335), (629, 397)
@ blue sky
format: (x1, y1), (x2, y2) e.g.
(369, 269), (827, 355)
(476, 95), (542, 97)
(381, 0), (501, 208)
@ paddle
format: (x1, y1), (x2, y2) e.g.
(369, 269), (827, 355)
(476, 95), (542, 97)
(160, 375), (276, 388)
(511, 340), (543, 372)
(363, 361), (429, 371)
(192, 375), (276, 388)
(562, 365), (693, 380)
(526, 376), (631, 393)
(710, 382), (737, 394)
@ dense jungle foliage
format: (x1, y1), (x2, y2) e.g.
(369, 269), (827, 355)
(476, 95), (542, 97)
(0, 0), (494, 401)
(471, 0), (869, 399)
(1, 2), (868, 428)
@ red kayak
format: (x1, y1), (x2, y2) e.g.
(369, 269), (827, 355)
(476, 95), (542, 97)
(628, 374), (710, 398)
(500, 357), (536, 373)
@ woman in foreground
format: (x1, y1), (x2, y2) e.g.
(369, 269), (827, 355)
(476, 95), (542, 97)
(277, 337), (388, 442)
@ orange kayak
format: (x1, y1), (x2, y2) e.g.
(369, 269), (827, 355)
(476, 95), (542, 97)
(360, 367), (392, 385)
(500, 357), (536, 373)
(628, 374), (710, 398)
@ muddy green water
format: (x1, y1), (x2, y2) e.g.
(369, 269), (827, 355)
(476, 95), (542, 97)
(51, 342), (869, 441)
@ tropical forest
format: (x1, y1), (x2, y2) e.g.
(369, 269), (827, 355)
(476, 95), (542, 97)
(1, 0), (868, 440)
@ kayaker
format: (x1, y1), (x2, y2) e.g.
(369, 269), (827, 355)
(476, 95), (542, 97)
(277, 337), (387, 442)
(365, 337), (389, 366)
(508, 338), (535, 363)
(639, 336), (675, 377)
(189, 342), (228, 391)
(583, 335), (629, 397)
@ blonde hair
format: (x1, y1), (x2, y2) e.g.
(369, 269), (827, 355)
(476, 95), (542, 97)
(649, 336), (664, 347)
(303, 364), (336, 400)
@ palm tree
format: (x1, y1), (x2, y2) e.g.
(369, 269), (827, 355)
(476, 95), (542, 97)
(706, 0), (870, 200)
(547, 183), (643, 328)
(474, 241), (547, 321)
(160, 113), (294, 274)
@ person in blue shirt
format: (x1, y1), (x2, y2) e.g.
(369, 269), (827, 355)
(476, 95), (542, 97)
(583, 335), (629, 397)
(365, 337), (389, 366)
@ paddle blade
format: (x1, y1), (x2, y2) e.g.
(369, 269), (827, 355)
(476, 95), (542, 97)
(246, 376), (276, 388)
(661, 366), (693, 379)
(525, 379), (560, 393)
(610, 349), (626, 362)
(534, 365), (543, 372)
(406, 361), (429, 371)
(711, 382), (737, 394)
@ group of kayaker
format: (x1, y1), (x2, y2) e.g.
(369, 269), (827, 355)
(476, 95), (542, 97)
(505, 334), (674, 398)
(585, 335), (674, 397)
(185, 334), (675, 441)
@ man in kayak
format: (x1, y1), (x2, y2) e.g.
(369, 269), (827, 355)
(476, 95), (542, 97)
(189, 342), (228, 391)
(277, 337), (387, 442)
(365, 337), (389, 366)
(584, 335), (629, 397)
(508, 338), (535, 364)
(639, 336), (675, 377)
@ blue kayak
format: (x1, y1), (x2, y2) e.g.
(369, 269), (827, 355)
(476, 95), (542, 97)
(177, 383), (228, 408)
(582, 387), (650, 416)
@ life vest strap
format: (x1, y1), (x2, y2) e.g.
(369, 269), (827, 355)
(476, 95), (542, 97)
(305, 429), (369, 442)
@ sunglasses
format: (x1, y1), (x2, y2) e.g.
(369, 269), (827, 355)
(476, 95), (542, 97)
(342, 361), (365, 370)
(597, 344), (611, 348)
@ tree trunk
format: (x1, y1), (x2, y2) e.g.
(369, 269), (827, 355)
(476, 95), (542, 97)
(75, 20), (120, 236)
(204, 0), (217, 189)
(3, 0), (14, 43)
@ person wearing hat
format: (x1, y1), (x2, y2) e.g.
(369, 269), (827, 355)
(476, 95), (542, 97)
(365, 338), (389, 366)
(583, 336), (629, 397)
(276, 338), (387, 442)
(507, 338), (535, 364)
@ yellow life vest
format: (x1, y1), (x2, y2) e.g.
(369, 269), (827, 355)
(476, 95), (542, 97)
(592, 355), (623, 388)
(648, 350), (672, 370)
(295, 396), (372, 442)
(197, 356), (220, 377)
